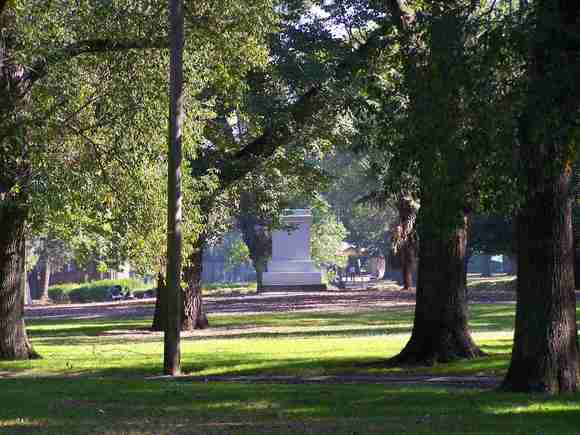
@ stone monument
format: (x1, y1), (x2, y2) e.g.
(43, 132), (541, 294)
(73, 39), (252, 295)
(262, 209), (326, 291)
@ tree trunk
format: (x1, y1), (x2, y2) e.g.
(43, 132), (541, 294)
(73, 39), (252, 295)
(182, 245), (209, 330)
(255, 259), (266, 293)
(502, 174), (579, 393)
(22, 239), (31, 306)
(237, 193), (272, 293)
(164, 0), (185, 376)
(395, 195), (418, 290)
(0, 205), (38, 360)
(501, 0), (580, 394)
(39, 256), (50, 303)
(151, 273), (167, 331)
(506, 254), (518, 276)
(481, 254), (492, 277)
(400, 242), (415, 290)
(388, 215), (484, 365)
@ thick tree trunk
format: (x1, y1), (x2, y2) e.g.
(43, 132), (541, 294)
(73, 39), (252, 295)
(501, 0), (580, 394)
(182, 246), (209, 330)
(400, 242), (415, 290)
(388, 215), (484, 365)
(39, 256), (50, 303)
(0, 205), (38, 360)
(151, 273), (167, 331)
(502, 174), (579, 393)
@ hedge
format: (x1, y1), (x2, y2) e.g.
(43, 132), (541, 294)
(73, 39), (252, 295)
(47, 278), (146, 304)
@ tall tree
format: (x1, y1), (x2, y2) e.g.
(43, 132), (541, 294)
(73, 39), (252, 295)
(0, 0), (276, 360)
(164, 0), (185, 376)
(376, 0), (487, 364)
(1, 8), (37, 359)
(502, 0), (580, 393)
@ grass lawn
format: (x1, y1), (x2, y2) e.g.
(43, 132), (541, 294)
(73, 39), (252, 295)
(1, 285), (579, 434)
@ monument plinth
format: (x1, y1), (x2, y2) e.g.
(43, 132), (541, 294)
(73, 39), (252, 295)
(262, 209), (326, 291)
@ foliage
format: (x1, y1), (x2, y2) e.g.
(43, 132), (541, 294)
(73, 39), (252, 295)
(322, 151), (398, 257)
(47, 278), (145, 304)
(310, 197), (348, 268)
(339, 1), (527, 239)
(1, 0), (279, 283)
(224, 237), (252, 271)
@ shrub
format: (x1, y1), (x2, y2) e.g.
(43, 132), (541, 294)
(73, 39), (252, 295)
(47, 284), (77, 303)
(48, 278), (146, 304)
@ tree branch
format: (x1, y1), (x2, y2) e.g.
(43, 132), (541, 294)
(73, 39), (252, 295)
(25, 37), (168, 85)
(212, 23), (394, 189)
(384, 0), (412, 33)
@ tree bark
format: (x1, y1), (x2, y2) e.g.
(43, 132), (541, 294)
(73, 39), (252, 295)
(388, 214), (484, 365)
(255, 259), (266, 293)
(39, 256), (51, 303)
(182, 244), (209, 330)
(400, 242), (415, 290)
(501, 0), (580, 394)
(237, 193), (272, 293)
(164, 0), (185, 376)
(0, 204), (38, 360)
(151, 273), (167, 331)
(502, 174), (579, 392)
(395, 196), (418, 290)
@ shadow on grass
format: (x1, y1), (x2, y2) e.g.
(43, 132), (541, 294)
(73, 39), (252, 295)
(1, 377), (579, 434)
(25, 304), (518, 342)
(0, 345), (514, 382)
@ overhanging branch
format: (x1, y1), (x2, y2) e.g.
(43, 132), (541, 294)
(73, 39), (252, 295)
(213, 23), (394, 189)
(25, 37), (168, 85)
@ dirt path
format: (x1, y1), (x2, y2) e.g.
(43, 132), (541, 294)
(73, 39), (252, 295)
(24, 287), (516, 322)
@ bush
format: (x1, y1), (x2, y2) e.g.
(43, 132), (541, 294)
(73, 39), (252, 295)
(68, 285), (111, 303)
(48, 278), (146, 304)
(47, 284), (77, 303)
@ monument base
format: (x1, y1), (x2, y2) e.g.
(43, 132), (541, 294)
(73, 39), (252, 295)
(260, 284), (327, 292)
(263, 209), (326, 292)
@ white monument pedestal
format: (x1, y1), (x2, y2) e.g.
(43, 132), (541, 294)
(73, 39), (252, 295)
(262, 209), (326, 291)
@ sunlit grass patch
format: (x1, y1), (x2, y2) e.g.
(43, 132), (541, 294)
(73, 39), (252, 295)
(3, 303), (521, 380)
(3, 300), (580, 434)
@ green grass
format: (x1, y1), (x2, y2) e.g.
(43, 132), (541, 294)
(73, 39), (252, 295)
(1, 379), (580, 434)
(467, 274), (516, 293)
(4, 305), (516, 379)
(2, 299), (579, 434)
(202, 281), (257, 296)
